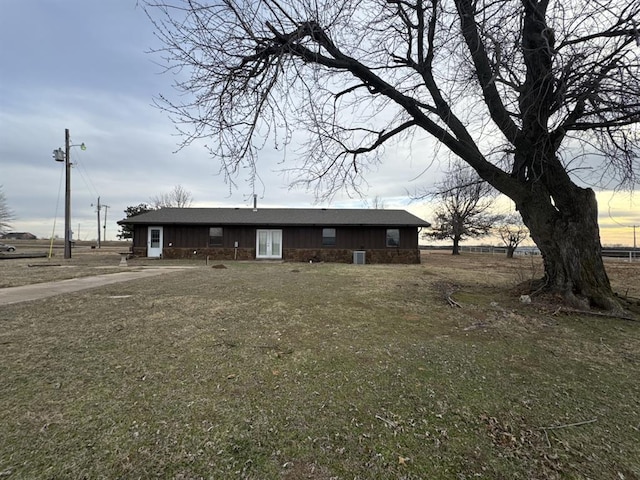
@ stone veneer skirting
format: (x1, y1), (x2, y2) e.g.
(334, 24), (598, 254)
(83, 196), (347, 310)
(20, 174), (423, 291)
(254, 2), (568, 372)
(133, 247), (421, 264)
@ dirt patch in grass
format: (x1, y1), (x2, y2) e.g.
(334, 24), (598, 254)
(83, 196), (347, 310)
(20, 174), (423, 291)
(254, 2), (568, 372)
(0, 252), (639, 478)
(0, 248), (203, 288)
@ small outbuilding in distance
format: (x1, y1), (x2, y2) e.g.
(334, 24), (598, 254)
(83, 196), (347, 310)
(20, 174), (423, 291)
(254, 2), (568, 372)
(117, 207), (430, 264)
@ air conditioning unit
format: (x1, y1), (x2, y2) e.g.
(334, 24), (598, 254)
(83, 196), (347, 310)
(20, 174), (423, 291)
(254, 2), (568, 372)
(353, 250), (366, 265)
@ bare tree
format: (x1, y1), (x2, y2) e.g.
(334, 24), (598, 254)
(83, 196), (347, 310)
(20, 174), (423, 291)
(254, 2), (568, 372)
(144, 0), (640, 311)
(365, 195), (387, 209)
(496, 214), (529, 258)
(150, 185), (193, 209)
(423, 163), (498, 254)
(0, 185), (15, 235)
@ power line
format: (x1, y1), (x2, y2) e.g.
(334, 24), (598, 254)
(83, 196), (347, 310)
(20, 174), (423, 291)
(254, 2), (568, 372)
(72, 145), (100, 199)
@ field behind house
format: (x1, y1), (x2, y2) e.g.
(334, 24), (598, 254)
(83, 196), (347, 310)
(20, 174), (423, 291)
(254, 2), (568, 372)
(0, 250), (639, 479)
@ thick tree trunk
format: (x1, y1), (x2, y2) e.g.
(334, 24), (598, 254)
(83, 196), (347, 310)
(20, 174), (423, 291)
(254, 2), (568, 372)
(506, 246), (515, 259)
(487, 3), (623, 313)
(516, 185), (620, 311)
(452, 236), (461, 255)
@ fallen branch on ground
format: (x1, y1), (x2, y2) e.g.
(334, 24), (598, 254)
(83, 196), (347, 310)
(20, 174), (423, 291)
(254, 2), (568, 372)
(432, 281), (462, 308)
(539, 418), (597, 430)
(375, 415), (398, 429)
(553, 307), (637, 322)
(447, 295), (462, 308)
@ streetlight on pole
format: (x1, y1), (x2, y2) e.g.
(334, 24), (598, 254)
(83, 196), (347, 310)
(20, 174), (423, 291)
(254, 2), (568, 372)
(53, 128), (85, 259)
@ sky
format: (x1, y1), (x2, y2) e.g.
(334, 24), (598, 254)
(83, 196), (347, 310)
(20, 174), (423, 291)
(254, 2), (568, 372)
(0, 1), (638, 247)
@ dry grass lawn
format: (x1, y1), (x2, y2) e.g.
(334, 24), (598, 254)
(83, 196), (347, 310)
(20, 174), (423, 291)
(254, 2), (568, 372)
(0, 249), (638, 479)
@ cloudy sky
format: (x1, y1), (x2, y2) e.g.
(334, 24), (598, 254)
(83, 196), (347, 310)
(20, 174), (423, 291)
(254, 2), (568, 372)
(0, 1), (637, 246)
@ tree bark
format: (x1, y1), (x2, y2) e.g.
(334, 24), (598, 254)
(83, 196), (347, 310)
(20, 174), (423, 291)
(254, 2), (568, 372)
(506, 246), (515, 259)
(452, 236), (461, 255)
(501, 2), (620, 312)
(516, 184), (619, 311)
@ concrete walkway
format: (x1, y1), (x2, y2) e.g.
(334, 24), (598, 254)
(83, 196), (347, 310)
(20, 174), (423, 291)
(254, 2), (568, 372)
(0, 267), (191, 306)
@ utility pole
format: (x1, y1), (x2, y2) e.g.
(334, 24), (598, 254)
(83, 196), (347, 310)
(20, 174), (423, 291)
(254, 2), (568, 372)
(53, 129), (85, 259)
(52, 129), (72, 258)
(64, 129), (71, 258)
(103, 204), (110, 243)
(96, 196), (101, 248)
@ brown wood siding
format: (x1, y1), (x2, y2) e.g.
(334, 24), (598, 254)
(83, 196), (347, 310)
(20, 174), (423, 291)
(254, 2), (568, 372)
(135, 225), (418, 250)
(161, 225), (256, 248)
(162, 226), (204, 248)
(133, 226), (147, 248)
(285, 226), (418, 249)
(222, 227), (256, 248)
(283, 227), (322, 248)
(399, 227), (419, 249)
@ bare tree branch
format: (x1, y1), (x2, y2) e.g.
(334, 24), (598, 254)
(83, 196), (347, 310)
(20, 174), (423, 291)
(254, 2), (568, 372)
(422, 161), (499, 254)
(150, 184), (194, 208)
(0, 185), (16, 235)
(144, 0), (640, 310)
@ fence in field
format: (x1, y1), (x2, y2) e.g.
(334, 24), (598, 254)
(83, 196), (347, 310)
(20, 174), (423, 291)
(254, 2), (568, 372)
(600, 249), (640, 262)
(459, 245), (539, 256)
(423, 245), (639, 262)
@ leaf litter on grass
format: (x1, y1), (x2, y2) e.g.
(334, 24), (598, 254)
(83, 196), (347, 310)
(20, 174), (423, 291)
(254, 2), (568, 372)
(0, 254), (639, 478)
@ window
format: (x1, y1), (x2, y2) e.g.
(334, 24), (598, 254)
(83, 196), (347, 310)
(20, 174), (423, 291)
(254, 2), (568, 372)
(150, 229), (161, 248)
(322, 228), (336, 246)
(209, 227), (223, 247)
(386, 229), (400, 247)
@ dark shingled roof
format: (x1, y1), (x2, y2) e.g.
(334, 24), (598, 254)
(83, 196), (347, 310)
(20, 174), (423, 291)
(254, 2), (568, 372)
(117, 208), (430, 227)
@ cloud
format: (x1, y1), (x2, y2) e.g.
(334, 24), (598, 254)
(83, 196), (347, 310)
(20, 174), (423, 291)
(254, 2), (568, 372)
(1, 1), (635, 248)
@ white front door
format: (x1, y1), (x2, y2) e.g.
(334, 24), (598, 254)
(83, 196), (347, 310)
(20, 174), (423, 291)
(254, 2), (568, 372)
(147, 226), (163, 258)
(256, 229), (282, 259)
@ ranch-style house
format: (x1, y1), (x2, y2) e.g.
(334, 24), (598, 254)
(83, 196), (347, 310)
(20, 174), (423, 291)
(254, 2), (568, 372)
(118, 207), (430, 264)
